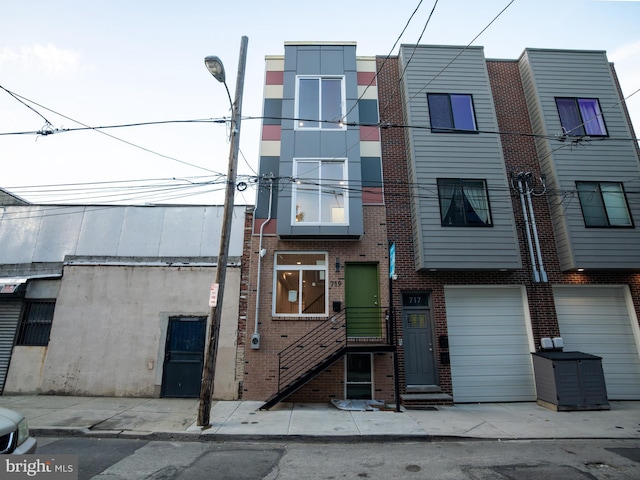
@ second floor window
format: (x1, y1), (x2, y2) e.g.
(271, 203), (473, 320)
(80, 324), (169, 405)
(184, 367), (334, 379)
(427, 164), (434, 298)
(296, 76), (345, 129)
(427, 93), (477, 132)
(438, 178), (492, 227)
(293, 160), (347, 225)
(556, 98), (607, 136)
(576, 181), (632, 227)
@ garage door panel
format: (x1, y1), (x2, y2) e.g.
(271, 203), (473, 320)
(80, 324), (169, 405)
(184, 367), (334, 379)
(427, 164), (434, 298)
(450, 362), (533, 376)
(554, 286), (640, 400)
(445, 287), (535, 403)
(448, 335), (531, 349)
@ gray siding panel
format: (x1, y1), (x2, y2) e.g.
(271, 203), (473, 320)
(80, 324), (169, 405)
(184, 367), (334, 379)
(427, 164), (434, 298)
(276, 44), (364, 238)
(519, 49), (640, 270)
(399, 45), (521, 270)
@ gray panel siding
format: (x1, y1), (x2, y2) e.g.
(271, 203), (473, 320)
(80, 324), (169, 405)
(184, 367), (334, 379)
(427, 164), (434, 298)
(276, 44), (364, 238)
(399, 45), (521, 270)
(519, 49), (640, 270)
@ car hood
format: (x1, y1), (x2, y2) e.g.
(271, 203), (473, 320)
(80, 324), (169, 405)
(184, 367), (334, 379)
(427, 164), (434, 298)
(0, 407), (22, 436)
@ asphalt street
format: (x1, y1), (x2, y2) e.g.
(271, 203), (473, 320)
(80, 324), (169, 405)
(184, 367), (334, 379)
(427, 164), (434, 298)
(36, 436), (640, 480)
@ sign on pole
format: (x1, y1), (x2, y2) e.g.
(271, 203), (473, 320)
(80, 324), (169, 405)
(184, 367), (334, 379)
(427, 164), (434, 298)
(209, 283), (219, 307)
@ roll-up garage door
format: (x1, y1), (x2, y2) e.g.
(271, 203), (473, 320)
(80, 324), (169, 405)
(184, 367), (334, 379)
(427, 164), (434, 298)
(445, 286), (536, 402)
(0, 301), (22, 393)
(554, 286), (640, 400)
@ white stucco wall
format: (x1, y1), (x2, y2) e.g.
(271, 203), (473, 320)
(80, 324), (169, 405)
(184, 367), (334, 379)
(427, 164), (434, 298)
(32, 264), (240, 399)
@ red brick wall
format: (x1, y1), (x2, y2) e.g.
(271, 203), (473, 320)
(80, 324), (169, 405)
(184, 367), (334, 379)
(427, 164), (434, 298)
(242, 205), (393, 402)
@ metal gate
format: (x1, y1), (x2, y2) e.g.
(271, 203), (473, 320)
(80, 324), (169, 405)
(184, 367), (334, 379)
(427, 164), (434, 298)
(0, 301), (22, 394)
(161, 316), (206, 398)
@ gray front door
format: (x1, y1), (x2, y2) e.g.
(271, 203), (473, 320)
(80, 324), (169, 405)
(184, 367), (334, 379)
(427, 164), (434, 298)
(402, 293), (437, 386)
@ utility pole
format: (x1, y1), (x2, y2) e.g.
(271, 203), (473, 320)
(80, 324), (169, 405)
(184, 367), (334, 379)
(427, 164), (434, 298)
(198, 36), (248, 427)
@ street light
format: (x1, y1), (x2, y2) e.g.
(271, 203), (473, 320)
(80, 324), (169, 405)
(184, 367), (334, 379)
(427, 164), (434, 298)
(197, 36), (248, 427)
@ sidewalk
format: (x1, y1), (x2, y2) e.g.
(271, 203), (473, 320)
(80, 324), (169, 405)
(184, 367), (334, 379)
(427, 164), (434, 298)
(1, 395), (638, 442)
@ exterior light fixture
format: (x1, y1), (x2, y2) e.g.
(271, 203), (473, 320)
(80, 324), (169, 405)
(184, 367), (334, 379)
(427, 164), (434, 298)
(204, 56), (226, 83)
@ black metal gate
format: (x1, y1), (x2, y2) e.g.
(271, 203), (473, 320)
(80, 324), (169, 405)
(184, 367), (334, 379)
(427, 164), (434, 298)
(161, 316), (206, 398)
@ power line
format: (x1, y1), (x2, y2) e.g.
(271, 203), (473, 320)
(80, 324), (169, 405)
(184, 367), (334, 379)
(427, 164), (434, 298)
(0, 85), (223, 175)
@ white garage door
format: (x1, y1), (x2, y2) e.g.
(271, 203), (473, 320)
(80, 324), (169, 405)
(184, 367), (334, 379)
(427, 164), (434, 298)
(554, 286), (640, 400)
(445, 287), (535, 402)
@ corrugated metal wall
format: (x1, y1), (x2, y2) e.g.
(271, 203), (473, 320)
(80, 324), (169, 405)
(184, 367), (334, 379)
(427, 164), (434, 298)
(0, 301), (21, 394)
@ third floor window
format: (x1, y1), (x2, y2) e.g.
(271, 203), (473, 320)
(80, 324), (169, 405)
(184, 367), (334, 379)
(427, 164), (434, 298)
(296, 76), (345, 130)
(556, 98), (607, 136)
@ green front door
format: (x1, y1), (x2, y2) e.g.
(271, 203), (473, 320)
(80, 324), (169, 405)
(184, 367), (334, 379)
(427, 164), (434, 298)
(345, 263), (381, 337)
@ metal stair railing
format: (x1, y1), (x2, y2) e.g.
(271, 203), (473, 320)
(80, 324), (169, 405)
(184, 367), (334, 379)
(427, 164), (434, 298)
(277, 310), (348, 391)
(260, 307), (391, 410)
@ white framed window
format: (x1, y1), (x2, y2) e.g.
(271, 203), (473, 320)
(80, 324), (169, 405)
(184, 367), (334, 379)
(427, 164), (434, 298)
(345, 353), (373, 399)
(273, 252), (328, 317)
(293, 159), (348, 225)
(295, 76), (346, 130)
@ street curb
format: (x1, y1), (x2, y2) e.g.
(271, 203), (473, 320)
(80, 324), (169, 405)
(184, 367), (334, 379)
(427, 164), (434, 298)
(31, 427), (640, 444)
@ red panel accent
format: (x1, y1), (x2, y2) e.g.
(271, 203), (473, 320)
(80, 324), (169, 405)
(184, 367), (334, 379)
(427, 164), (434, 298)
(362, 187), (383, 204)
(360, 126), (380, 141)
(262, 125), (281, 141)
(357, 71), (376, 86)
(253, 218), (277, 235)
(266, 71), (284, 85)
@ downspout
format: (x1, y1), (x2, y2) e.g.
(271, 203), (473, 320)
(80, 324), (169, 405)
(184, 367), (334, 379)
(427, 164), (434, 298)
(518, 178), (540, 283)
(253, 175), (274, 347)
(524, 176), (548, 283)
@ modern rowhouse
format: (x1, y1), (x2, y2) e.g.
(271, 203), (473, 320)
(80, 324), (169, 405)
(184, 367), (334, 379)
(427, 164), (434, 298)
(378, 44), (640, 407)
(243, 42), (396, 408)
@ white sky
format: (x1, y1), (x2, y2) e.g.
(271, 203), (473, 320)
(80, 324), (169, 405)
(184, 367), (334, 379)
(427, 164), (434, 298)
(1, 0), (639, 205)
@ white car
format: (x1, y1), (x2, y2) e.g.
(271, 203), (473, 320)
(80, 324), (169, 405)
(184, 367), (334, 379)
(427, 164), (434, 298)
(0, 407), (37, 454)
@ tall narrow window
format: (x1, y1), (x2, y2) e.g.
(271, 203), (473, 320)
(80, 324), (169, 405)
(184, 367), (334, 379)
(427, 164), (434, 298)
(345, 353), (373, 399)
(556, 98), (607, 136)
(17, 301), (55, 346)
(293, 160), (347, 225)
(438, 179), (492, 226)
(427, 93), (477, 132)
(274, 252), (328, 316)
(576, 181), (632, 227)
(297, 76), (345, 129)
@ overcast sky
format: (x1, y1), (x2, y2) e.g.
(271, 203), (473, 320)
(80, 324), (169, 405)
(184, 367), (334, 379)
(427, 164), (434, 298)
(1, 0), (639, 205)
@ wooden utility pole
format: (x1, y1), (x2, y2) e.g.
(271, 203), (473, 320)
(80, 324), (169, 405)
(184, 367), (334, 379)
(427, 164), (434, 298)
(198, 35), (248, 427)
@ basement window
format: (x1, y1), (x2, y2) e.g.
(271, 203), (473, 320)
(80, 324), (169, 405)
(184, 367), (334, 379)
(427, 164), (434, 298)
(345, 353), (373, 399)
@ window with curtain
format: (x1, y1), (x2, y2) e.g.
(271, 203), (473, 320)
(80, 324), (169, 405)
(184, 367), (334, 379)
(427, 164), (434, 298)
(296, 76), (345, 130)
(273, 252), (328, 316)
(293, 159), (347, 225)
(556, 98), (607, 136)
(437, 179), (492, 227)
(576, 181), (633, 227)
(427, 93), (477, 132)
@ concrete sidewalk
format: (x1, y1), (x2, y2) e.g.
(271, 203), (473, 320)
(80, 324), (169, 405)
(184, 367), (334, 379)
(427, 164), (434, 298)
(1, 395), (638, 441)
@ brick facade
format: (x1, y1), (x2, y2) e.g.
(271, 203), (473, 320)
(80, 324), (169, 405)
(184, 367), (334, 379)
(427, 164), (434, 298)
(376, 54), (640, 402)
